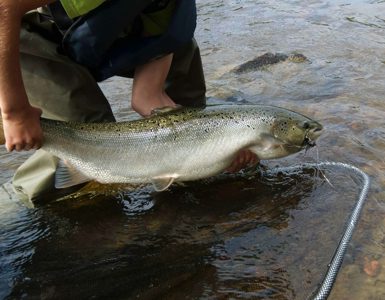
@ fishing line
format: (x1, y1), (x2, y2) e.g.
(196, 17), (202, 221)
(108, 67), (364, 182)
(311, 147), (334, 188)
(263, 161), (370, 300)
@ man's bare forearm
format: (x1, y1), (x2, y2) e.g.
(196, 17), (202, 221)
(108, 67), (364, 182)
(0, 0), (54, 116)
(0, 2), (27, 116)
(0, 0), (54, 151)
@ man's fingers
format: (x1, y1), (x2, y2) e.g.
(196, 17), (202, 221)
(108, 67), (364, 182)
(6, 143), (14, 152)
(248, 152), (259, 166)
(244, 150), (252, 164)
(14, 143), (25, 152)
(31, 143), (39, 150)
(6, 141), (37, 152)
(226, 150), (260, 173)
(244, 150), (259, 167)
(238, 153), (245, 166)
(4, 134), (42, 152)
(32, 141), (42, 150)
(226, 160), (239, 173)
(24, 138), (40, 150)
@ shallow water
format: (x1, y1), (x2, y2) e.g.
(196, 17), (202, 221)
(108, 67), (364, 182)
(0, 168), (364, 299)
(1, 0), (385, 299)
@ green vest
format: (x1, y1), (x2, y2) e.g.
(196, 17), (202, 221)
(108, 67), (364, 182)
(60, 0), (106, 18)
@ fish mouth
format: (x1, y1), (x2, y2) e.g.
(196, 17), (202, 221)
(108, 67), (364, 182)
(283, 125), (322, 152)
(303, 124), (323, 148)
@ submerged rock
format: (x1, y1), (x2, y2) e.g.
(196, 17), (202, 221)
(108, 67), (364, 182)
(363, 257), (381, 277)
(234, 52), (308, 73)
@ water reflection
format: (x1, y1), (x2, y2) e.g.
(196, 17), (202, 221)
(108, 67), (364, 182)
(3, 167), (361, 299)
(0, 202), (49, 299)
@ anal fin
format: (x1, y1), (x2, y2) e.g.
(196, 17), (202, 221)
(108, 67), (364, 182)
(151, 177), (175, 191)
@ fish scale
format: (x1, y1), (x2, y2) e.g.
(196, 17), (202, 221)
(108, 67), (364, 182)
(38, 105), (323, 191)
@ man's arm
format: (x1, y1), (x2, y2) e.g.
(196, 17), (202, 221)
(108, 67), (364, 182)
(0, 0), (54, 151)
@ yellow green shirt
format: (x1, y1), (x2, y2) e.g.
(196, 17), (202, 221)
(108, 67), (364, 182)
(60, 0), (106, 18)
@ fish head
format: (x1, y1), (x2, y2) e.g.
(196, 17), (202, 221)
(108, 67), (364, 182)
(270, 112), (323, 156)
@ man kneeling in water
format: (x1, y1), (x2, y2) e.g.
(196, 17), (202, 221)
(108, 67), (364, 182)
(0, 0), (257, 201)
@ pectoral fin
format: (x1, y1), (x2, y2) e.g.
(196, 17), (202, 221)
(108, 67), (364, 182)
(250, 134), (283, 152)
(55, 160), (91, 189)
(151, 177), (175, 191)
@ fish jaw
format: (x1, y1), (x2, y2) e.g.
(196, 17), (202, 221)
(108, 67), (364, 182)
(304, 121), (323, 146)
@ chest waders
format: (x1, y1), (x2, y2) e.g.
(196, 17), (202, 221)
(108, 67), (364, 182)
(11, 0), (206, 202)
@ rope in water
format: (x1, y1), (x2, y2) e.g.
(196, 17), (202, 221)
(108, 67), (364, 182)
(263, 161), (370, 300)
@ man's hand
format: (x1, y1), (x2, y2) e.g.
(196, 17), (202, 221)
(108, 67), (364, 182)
(2, 105), (43, 151)
(227, 149), (259, 173)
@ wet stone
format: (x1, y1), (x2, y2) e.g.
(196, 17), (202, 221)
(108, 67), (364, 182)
(363, 257), (381, 277)
(233, 52), (308, 73)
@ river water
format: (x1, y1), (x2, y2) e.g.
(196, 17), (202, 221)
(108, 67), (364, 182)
(1, 1), (385, 299)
